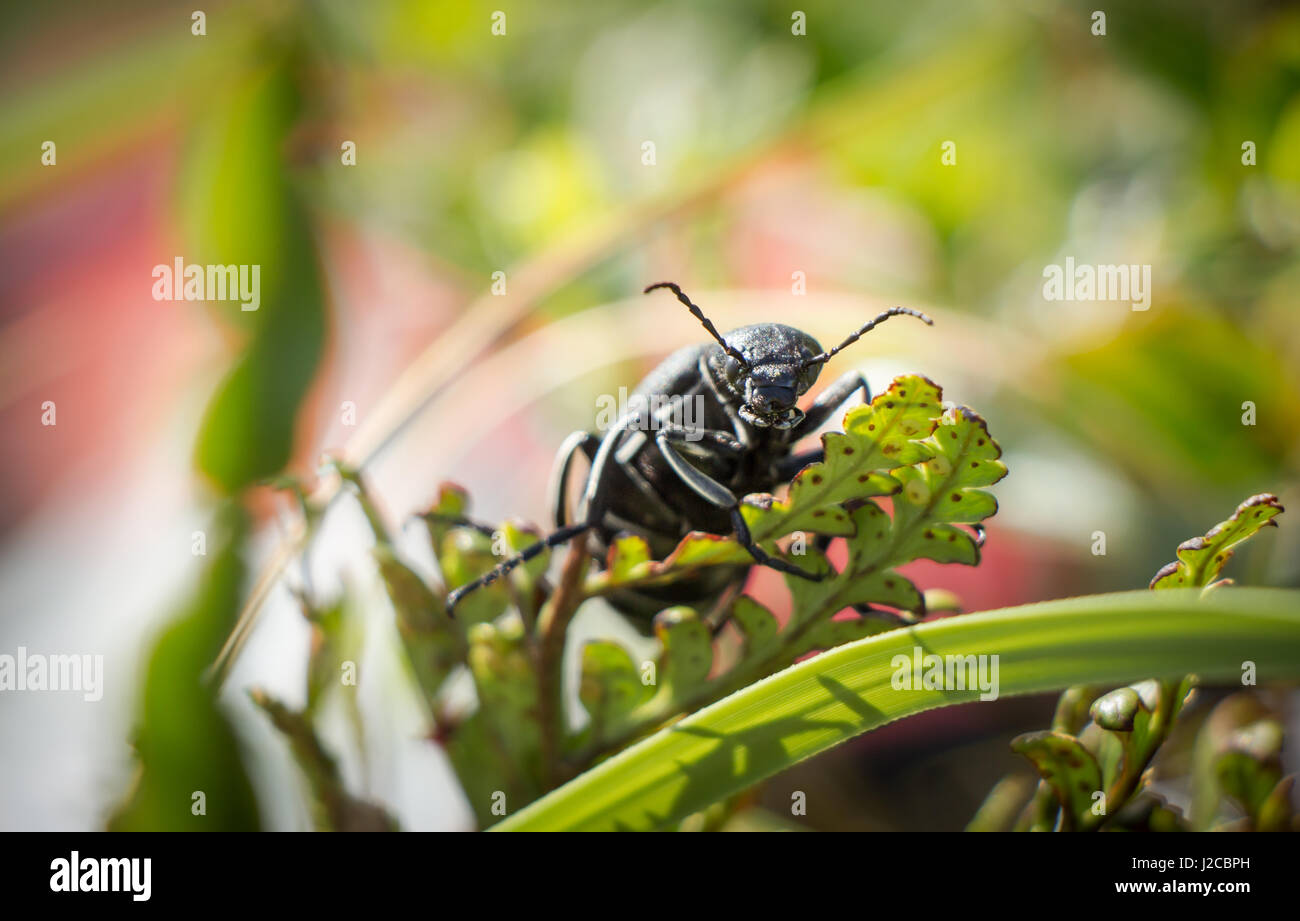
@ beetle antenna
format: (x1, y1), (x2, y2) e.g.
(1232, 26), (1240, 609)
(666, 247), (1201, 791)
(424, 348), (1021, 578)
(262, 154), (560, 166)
(645, 282), (749, 368)
(802, 307), (933, 368)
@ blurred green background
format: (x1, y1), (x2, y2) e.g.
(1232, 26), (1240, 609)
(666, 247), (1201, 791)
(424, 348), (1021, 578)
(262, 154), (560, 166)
(0, 0), (1297, 830)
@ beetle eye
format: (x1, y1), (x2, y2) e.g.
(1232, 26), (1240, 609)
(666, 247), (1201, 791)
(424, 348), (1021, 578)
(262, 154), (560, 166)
(798, 365), (820, 393)
(724, 356), (746, 382)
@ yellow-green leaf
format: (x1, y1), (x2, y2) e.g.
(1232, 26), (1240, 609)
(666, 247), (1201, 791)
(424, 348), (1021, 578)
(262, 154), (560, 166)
(1151, 493), (1283, 589)
(1011, 731), (1103, 830)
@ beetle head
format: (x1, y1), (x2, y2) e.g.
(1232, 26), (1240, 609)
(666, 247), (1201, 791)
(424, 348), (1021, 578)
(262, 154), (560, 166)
(708, 324), (824, 430)
(643, 282), (933, 431)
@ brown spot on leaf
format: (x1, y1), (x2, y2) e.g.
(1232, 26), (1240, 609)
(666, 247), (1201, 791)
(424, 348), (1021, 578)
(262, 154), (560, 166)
(951, 494), (962, 502)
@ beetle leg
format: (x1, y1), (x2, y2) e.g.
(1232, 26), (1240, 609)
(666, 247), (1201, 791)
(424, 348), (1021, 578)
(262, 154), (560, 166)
(729, 508), (823, 581)
(775, 448), (824, 480)
(445, 522), (591, 616)
(698, 353), (757, 449)
(655, 430), (823, 582)
(654, 429), (743, 507)
(577, 418), (636, 521)
(612, 434), (686, 526)
(788, 371), (869, 441)
(449, 423), (645, 618)
(611, 417), (743, 527)
(549, 430), (600, 528)
(429, 430), (597, 543)
(655, 423), (746, 458)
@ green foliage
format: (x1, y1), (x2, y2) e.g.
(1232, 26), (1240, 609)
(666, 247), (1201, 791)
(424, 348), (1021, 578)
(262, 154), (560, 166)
(1214, 720), (1285, 827)
(579, 641), (652, 747)
(1150, 494), (1284, 590)
(189, 53), (326, 493)
(1191, 692), (1296, 832)
(250, 691), (397, 832)
(108, 46), (334, 829)
(108, 507), (261, 831)
(982, 494), (1290, 833)
(1009, 732), (1102, 831)
(747, 375), (944, 538)
(496, 589), (1300, 831)
(374, 544), (462, 707)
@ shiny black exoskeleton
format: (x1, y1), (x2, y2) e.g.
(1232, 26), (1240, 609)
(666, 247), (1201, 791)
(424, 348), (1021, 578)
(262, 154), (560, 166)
(445, 282), (932, 622)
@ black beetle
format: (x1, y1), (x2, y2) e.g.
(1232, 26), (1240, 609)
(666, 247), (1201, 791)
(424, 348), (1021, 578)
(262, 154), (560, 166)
(445, 282), (932, 620)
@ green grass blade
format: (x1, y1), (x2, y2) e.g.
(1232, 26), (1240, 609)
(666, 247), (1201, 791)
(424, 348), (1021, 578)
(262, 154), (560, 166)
(493, 588), (1300, 831)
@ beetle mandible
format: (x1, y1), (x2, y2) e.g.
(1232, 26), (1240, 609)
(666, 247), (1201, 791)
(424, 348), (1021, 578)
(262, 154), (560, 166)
(445, 282), (933, 621)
